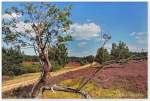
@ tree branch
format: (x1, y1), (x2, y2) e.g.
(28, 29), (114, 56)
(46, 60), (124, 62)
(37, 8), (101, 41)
(42, 33), (51, 51)
(41, 84), (91, 99)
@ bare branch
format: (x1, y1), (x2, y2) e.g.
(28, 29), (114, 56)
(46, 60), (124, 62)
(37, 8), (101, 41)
(77, 66), (103, 90)
(41, 85), (91, 99)
(42, 33), (51, 51)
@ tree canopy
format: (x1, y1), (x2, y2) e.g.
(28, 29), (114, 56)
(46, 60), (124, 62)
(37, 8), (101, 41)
(111, 41), (130, 60)
(2, 3), (72, 55)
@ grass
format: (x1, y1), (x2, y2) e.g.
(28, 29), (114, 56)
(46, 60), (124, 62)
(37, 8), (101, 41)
(42, 78), (145, 99)
(42, 91), (82, 98)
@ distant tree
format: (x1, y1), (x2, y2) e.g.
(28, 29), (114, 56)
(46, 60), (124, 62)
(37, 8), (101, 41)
(56, 35), (71, 66)
(85, 55), (95, 63)
(67, 55), (94, 66)
(2, 3), (72, 97)
(130, 51), (147, 58)
(2, 47), (24, 76)
(111, 41), (130, 60)
(95, 33), (111, 64)
(48, 35), (72, 70)
(95, 47), (111, 64)
(23, 55), (39, 62)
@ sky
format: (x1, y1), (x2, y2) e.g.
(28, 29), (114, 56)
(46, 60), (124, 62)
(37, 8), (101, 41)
(2, 2), (148, 57)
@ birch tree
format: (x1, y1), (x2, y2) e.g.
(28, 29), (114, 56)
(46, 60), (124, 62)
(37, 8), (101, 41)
(2, 2), (72, 97)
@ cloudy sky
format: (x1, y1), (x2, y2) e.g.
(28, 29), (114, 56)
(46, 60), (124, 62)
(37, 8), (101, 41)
(2, 2), (148, 57)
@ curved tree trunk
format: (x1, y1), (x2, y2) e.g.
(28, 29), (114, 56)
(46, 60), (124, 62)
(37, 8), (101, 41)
(31, 52), (52, 98)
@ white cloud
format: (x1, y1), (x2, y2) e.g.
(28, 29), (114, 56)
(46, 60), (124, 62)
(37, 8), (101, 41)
(11, 13), (22, 18)
(129, 32), (136, 36)
(10, 22), (36, 37)
(129, 32), (147, 45)
(2, 13), (22, 20)
(2, 13), (36, 37)
(130, 32), (145, 36)
(2, 14), (12, 20)
(77, 41), (87, 47)
(70, 23), (101, 40)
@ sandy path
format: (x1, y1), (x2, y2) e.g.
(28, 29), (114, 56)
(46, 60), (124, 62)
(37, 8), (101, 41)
(2, 63), (94, 93)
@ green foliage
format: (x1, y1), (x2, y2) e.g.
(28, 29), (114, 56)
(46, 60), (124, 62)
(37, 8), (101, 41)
(130, 51), (147, 58)
(79, 60), (87, 66)
(85, 55), (95, 63)
(2, 47), (40, 76)
(57, 35), (72, 43)
(2, 47), (23, 76)
(2, 3), (73, 73)
(111, 41), (130, 60)
(21, 63), (40, 73)
(2, 3), (73, 47)
(50, 61), (62, 71)
(67, 55), (94, 66)
(22, 55), (39, 62)
(95, 47), (111, 64)
(48, 35), (72, 69)
(48, 44), (68, 68)
(79, 55), (95, 65)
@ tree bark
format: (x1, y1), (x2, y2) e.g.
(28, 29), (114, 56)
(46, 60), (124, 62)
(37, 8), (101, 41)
(31, 52), (52, 98)
(41, 85), (91, 98)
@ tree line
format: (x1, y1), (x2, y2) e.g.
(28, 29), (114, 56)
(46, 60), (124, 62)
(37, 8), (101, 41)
(2, 46), (40, 76)
(68, 41), (147, 65)
(2, 40), (147, 76)
(2, 38), (70, 76)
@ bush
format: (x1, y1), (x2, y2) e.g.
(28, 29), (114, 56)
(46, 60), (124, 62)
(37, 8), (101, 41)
(2, 47), (23, 76)
(111, 41), (130, 60)
(79, 59), (87, 66)
(95, 47), (111, 64)
(50, 61), (62, 71)
(2, 47), (41, 76)
(21, 63), (41, 73)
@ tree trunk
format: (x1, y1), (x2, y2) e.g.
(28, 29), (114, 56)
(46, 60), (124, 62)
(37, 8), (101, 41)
(31, 52), (52, 98)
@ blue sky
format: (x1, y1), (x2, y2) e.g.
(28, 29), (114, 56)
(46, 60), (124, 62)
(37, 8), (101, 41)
(2, 2), (148, 57)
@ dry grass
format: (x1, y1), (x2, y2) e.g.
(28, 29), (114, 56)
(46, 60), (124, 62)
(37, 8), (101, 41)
(42, 78), (145, 99)
(3, 73), (40, 86)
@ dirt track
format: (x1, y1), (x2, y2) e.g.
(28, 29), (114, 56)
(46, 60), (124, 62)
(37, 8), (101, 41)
(2, 63), (93, 93)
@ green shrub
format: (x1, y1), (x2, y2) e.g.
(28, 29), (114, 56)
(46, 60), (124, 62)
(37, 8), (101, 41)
(95, 47), (111, 64)
(111, 41), (130, 60)
(51, 61), (61, 71)
(21, 63), (41, 73)
(2, 47), (23, 76)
